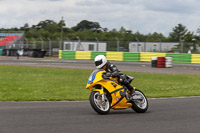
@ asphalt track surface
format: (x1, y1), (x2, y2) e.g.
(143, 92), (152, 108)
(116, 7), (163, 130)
(0, 57), (200, 133)
(0, 97), (200, 133)
(0, 56), (200, 74)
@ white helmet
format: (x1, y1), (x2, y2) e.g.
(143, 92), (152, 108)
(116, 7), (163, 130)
(94, 55), (107, 69)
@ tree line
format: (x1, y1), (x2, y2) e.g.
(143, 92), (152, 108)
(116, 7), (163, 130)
(1, 19), (200, 52)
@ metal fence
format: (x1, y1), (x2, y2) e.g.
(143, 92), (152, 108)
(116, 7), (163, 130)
(2, 38), (200, 56)
(2, 39), (61, 56)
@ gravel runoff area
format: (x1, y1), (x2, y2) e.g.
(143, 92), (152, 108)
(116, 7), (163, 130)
(0, 56), (200, 74)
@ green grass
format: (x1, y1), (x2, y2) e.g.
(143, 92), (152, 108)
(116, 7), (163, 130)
(0, 65), (200, 101)
(125, 72), (200, 98)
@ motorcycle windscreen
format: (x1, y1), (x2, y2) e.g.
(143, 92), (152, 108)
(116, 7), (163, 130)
(87, 69), (104, 84)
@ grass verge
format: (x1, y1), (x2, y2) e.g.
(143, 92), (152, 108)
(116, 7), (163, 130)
(0, 65), (200, 101)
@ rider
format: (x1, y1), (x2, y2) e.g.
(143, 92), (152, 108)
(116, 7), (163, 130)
(94, 55), (135, 96)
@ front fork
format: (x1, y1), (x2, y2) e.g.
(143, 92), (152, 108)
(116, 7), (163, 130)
(123, 86), (136, 101)
(93, 86), (106, 102)
(101, 86), (106, 102)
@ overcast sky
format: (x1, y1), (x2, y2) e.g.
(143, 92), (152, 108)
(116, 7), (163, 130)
(0, 0), (200, 36)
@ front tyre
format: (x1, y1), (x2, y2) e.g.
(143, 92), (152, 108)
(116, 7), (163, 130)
(131, 89), (148, 113)
(90, 91), (110, 115)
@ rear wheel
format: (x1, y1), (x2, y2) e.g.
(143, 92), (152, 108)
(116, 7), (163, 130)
(131, 89), (148, 113)
(90, 91), (110, 115)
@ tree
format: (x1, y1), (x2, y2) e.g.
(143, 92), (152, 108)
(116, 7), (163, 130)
(119, 26), (126, 34)
(196, 27), (200, 36)
(134, 31), (146, 42)
(72, 20), (101, 32)
(169, 24), (188, 41)
(169, 24), (198, 52)
(195, 27), (200, 47)
(58, 19), (66, 28)
(146, 32), (165, 42)
(20, 23), (29, 31)
(32, 20), (58, 33)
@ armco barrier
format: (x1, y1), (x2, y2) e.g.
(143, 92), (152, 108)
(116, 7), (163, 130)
(123, 52), (140, 61)
(0, 49), (2, 56)
(91, 51), (106, 60)
(140, 52), (166, 62)
(191, 54), (200, 64)
(76, 51), (91, 59)
(59, 51), (200, 64)
(106, 52), (123, 61)
(62, 51), (75, 59)
(59, 50), (62, 59)
(166, 53), (191, 63)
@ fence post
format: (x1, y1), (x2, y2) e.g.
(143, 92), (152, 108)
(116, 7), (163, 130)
(24, 38), (28, 49)
(158, 38), (162, 52)
(40, 38), (44, 51)
(57, 37), (61, 50)
(135, 37), (140, 52)
(115, 37), (119, 51)
(179, 35), (184, 53)
(144, 41), (146, 52)
(95, 37), (99, 51)
(66, 37), (72, 50)
(76, 36), (84, 51)
(47, 37), (51, 56)
(5, 38), (8, 49)
(32, 38), (36, 49)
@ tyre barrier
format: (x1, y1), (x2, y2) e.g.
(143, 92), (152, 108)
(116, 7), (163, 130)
(165, 57), (173, 68)
(157, 57), (166, 68)
(151, 56), (173, 68)
(151, 57), (157, 67)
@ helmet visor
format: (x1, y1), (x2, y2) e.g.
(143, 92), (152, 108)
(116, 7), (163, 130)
(95, 59), (103, 67)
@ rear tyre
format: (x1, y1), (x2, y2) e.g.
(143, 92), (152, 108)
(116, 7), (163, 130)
(90, 91), (110, 115)
(131, 89), (148, 113)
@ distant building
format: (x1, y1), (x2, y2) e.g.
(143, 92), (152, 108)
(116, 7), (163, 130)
(196, 45), (200, 52)
(129, 42), (179, 52)
(63, 41), (107, 51)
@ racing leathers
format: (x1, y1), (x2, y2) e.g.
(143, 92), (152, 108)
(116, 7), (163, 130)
(104, 61), (135, 96)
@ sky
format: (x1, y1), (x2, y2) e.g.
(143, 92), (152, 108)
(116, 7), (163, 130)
(0, 0), (200, 36)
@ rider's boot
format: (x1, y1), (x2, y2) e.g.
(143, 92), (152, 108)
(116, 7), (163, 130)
(126, 90), (135, 102)
(126, 84), (135, 96)
(130, 89), (135, 96)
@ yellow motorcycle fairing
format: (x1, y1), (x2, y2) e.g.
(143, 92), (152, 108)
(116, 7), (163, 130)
(86, 69), (132, 109)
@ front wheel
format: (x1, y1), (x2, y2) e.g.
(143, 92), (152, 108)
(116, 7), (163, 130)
(90, 91), (110, 115)
(131, 89), (148, 113)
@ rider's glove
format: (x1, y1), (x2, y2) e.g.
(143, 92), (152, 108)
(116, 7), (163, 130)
(106, 72), (112, 77)
(112, 71), (119, 77)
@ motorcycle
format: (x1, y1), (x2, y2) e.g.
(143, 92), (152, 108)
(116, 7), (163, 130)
(86, 69), (148, 114)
